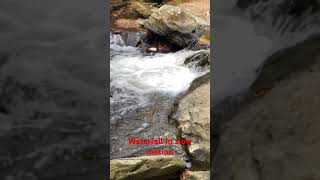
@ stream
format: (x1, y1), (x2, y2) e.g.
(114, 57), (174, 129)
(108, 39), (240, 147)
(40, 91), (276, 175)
(110, 33), (208, 158)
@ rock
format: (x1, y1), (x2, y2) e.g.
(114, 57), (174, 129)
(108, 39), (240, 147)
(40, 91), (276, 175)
(110, 155), (187, 180)
(213, 35), (320, 180)
(118, 31), (147, 47)
(110, 93), (185, 159)
(140, 31), (182, 53)
(251, 34), (320, 93)
(129, 2), (158, 19)
(110, 32), (126, 46)
(143, 5), (210, 48)
(136, 18), (146, 25)
(186, 171), (210, 180)
(184, 50), (210, 72)
(173, 78), (210, 168)
(195, 31), (210, 49)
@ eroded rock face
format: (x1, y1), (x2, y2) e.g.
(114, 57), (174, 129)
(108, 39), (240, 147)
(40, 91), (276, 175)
(143, 5), (210, 48)
(174, 78), (210, 168)
(110, 155), (187, 180)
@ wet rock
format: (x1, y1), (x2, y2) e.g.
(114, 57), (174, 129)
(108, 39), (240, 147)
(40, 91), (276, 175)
(140, 31), (182, 53)
(143, 5), (210, 48)
(110, 93), (185, 159)
(193, 31), (210, 50)
(110, 155), (187, 180)
(174, 78), (210, 169)
(118, 31), (147, 47)
(184, 50), (210, 72)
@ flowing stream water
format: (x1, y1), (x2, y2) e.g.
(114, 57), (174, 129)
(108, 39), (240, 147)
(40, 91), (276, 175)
(110, 33), (207, 122)
(110, 33), (208, 158)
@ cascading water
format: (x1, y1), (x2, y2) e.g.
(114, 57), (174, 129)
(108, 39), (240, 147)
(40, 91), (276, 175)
(110, 33), (207, 121)
(110, 33), (209, 158)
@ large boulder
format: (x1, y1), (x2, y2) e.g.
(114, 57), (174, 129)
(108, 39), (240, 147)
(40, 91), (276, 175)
(173, 75), (210, 168)
(143, 5), (210, 48)
(110, 155), (187, 180)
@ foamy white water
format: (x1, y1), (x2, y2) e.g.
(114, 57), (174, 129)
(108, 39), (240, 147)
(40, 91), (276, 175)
(111, 46), (202, 95)
(110, 34), (208, 118)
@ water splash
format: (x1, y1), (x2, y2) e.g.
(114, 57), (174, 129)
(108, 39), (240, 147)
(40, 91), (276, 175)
(110, 34), (207, 119)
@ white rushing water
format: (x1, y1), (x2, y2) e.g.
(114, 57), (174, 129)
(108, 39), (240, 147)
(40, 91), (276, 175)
(111, 47), (201, 95)
(110, 34), (207, 117)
